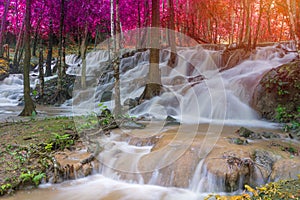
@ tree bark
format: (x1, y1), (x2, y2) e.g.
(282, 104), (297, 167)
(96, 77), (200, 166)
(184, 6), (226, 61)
(45, 19), (53, 77)
(253, 0), (263, 49)
(20, 0), (36, 116)
(12, 18), (25, 73)
(110, 0), (115, 52)
(167, 0), (177, 68)
(136, 0), (141, 49)
(140, 0), (161, 101)
(287, 0), (300, 51)
(238, 0), (245, 46)
(38, 46), (44, 102)
(0, 0), (10, 58)
(140, 0), (150, 48)
(80, 24), (88, 89)
(114, 0), (122, 116)
(57, 0), (65, 92)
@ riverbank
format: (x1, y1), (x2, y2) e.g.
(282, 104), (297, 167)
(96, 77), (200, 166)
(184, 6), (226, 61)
(0, 117), (84, 195)
(0, 116), (299, 199)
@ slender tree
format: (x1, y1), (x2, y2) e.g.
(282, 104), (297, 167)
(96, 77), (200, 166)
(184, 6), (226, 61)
(80, 23), (88, 89)
(140, 0), (161, 100)
(57, 0), (65, 92)
(0, 0), (10, 58)
(45, 19), (53, 77)
(38, 45), (44, 102)
(113, 0), (122, 116)
(287, 0), (300, 51)
(253, 0), (263, 49)
(167, 0), (177, 68)
(20, 0), (36, 116)
(12, 17), (25, 73)
(110, 0), (115, 52)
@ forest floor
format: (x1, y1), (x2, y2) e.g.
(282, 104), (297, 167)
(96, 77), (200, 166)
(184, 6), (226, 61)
(0, 116), (299, 199)
(0, 116), (80, 195)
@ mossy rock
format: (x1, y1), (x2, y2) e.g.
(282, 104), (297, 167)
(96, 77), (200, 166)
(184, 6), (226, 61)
(0, 58), (9, 81)
(252, 61), (300, 122)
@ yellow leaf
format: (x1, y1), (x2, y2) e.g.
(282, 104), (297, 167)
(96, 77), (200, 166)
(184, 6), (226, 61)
(245, 185), (258, 197)
(258, 187), (267, 191)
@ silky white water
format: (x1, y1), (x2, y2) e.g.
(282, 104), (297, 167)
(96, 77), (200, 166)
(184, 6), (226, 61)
(0, 43), (298, 199)
(69, 43), (297, 127)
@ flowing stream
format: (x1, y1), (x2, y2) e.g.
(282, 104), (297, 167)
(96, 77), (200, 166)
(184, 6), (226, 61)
(0, 42), (298, 199)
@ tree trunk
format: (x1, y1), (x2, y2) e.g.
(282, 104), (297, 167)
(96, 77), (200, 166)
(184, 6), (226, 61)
(12, 18), (25, 73)
(20, 0), (36, 116)
(32, 31), (38, 57)
(110, 0), (115, 52)
(114, 0), (122, 116)
(115, 0), (121, 51)
(140, 0), (161, 101)
(38, 46), (44, 102)
(45, 19), (53, 77)
(167, 0), (177, 68)
(62, 36), (66, 75)
(287, 0), (300, 51)
(252, 0), (263, 49)
(80, 24), (88, 89)
(17, 45), (24, 66)
(94, 26), (99, 50)
(140, 0), (150, 48)
(0, 0), (10, 58)
(136, 0), (141, 49)
(57, 0), (65, 92)
(244, 0), (251, 49)
(238, 0), (245, 46)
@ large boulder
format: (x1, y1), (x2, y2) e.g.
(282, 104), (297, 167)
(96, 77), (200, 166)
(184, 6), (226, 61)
(34, 74), (76, 105)
(0, 58), (9, 81)
(252, 61), (300, 121)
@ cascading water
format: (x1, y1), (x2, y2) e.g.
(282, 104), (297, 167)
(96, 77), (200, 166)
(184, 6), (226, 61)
(1, 43), (298, 200)
(70, 43), (297, 125)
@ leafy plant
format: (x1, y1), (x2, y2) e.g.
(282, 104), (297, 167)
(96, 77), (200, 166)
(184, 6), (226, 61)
(19, 171), (45, 186)
(44, 143), (53, 152)
(275, 105), (300, 132)
(275, 105), (292, 123)
(0, 183), (12, 195)
(50, 133), (74, 150)
(32, 173), (45, 186)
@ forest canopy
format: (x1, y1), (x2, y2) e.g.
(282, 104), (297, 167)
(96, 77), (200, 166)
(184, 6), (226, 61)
(0, 0), (299, 49)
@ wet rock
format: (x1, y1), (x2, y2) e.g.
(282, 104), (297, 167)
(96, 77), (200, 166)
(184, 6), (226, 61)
(249, 132), (262, 139)
(127, 134), (160, 146)
(236, 127), (254, 138)
(220, 48), (252, 70)
(119, 120), (145, 129)
(270, 159), (300, 181)
(34, 74), (75, 105)
(164, 115), (180, 126)
(289, 129), (300, 140)
(253, 150), (276, 179)
(54, 150), (98, 180)
(236, 127), (262, 139)
(123, 98), (138, 109)
(261, 131), (279, 139)
(100, 91), (112, 102)
(252, 61), (300, 121)
(203, 150), (253, 192)
(229, 137), (248, 145)
(0, 58), (9, 81)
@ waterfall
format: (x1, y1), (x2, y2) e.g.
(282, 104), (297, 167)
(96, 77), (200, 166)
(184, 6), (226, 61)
(0, 43), (298, 199)
(70, 43), (297, 125)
